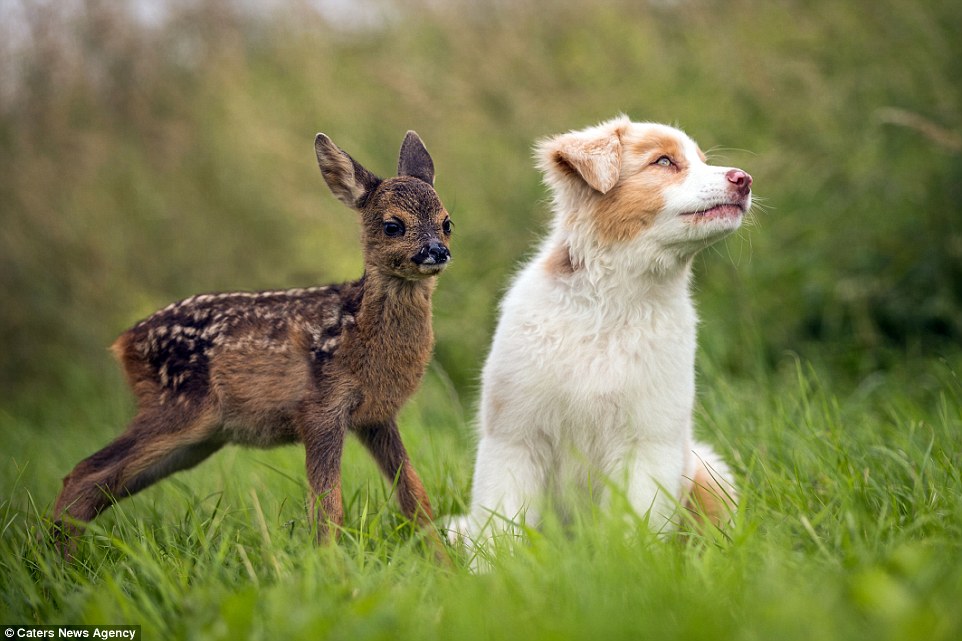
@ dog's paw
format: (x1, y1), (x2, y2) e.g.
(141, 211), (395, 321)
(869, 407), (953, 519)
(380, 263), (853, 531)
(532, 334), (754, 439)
(443, 514), (472, 546)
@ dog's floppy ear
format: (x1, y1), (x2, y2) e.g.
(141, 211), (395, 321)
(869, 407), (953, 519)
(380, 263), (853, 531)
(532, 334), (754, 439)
(536, 119), (627, 194)
(315, 133), (382, 209)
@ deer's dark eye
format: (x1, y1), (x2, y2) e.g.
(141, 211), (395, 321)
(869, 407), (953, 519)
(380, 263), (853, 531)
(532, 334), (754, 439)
(383, 219), (405, 237)
(441, 218), (453, 235)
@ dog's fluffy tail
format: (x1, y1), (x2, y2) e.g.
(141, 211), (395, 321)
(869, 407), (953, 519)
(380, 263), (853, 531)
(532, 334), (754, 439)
(684, 441), (738, 528)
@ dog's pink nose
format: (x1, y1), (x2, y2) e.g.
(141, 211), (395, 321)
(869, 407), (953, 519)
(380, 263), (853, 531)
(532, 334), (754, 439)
(726, 169), (752, 196)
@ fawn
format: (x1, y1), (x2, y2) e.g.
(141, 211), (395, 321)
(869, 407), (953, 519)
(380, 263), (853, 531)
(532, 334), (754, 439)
(52, 130), (453, 549)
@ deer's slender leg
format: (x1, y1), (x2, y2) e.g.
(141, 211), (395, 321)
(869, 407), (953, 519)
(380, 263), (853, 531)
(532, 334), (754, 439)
(54, 406), (222, 533)
(298, 394), (351, 542)
(356, 419), (433, 525)
(357, 419), (450, 564)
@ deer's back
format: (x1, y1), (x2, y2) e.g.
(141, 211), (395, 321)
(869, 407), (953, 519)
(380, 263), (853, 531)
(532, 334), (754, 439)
(113, 285), (362, 425)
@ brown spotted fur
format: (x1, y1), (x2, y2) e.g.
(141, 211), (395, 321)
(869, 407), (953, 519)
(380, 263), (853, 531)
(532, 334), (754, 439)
(53, 131), (452, 552)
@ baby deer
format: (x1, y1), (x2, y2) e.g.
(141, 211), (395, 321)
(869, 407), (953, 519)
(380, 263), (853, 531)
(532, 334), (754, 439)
(52, 131), (453, 548)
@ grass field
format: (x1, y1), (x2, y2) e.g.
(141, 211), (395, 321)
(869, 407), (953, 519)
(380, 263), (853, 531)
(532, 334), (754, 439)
(2, 353), (960, 640)
(2, 0), (961, 638)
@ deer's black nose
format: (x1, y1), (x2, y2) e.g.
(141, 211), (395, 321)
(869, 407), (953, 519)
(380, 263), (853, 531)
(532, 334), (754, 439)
(412, 240), (450, 266)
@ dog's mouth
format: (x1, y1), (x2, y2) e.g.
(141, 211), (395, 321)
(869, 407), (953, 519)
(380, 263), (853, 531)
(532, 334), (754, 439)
(681, 202), (746, 221)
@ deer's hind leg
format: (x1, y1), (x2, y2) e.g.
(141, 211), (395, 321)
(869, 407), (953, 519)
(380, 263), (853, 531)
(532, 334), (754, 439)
(53, 403), (223, 535)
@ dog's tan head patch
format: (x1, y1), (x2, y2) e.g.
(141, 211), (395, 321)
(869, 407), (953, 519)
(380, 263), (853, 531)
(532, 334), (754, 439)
(536, 115), (630, 194)
(537, 118), (705, 245)
(588, 129), (691, 244)
(548, 135), (623, 194)
(537, 116), (750, 276)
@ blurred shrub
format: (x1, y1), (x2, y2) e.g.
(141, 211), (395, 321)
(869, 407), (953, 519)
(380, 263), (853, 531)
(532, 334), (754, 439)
(1, 0), (960, 403)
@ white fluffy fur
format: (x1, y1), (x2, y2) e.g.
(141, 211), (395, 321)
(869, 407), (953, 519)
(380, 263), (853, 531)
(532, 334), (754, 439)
(451, 116), (751, 552)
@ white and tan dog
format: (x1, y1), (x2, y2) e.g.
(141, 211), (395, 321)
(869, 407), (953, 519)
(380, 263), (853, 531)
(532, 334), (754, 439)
(451, 115), (751, 550)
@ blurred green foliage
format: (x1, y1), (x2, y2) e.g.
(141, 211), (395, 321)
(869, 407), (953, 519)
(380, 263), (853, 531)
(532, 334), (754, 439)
(1, 0), (960, 402)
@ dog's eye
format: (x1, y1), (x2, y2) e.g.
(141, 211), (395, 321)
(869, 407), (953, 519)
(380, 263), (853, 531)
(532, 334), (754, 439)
(654, 156), (674, 167)
(383, 219), (405, 237)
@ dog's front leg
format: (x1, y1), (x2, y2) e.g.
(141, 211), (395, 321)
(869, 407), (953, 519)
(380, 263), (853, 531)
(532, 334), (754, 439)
(619, 442), (686, 533)
(451, 434), (545, 547)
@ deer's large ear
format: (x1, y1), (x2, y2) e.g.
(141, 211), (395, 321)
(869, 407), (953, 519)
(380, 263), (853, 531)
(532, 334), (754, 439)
(397, 130), (435, 186)
(535, 119), (627, 194)
(315, 133), (382, 209)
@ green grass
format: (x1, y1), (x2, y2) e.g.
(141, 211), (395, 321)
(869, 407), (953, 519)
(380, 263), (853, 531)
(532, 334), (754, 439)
(2, 0), (961, 638)
(2, 354), (960, 640)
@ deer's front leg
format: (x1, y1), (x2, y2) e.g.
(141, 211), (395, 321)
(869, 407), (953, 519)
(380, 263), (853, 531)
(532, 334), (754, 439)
(357, 419), (433, 526)
(358, 419), (452, 565)
(298, 397), (351, 543)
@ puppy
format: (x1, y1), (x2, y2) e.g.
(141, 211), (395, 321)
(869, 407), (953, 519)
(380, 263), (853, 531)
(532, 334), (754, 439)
(452, 115), (751, 549)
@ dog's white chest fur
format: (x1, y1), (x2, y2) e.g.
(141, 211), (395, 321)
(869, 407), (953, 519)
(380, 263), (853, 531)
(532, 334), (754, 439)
(482, 260), (697, 479)
(451, 116), (748, 552)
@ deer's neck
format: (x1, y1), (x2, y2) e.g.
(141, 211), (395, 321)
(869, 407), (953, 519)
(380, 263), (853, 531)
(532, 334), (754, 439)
(347, 272), (436, 424)
(357, 272), (435, 336)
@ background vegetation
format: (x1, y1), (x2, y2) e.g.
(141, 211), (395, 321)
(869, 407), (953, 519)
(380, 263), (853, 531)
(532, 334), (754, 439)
(1, 0), (960, 639)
